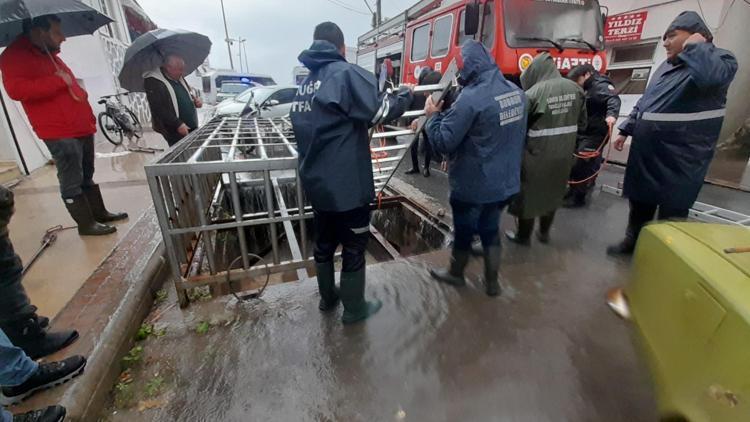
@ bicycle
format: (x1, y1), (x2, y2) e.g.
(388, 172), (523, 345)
(97, 92), (143, 146)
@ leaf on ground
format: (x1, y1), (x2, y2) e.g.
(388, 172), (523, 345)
(137, 398), (167, 412)
(195, 321), (210, 335)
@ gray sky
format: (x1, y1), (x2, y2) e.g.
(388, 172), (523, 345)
(138, 0), (408, 84)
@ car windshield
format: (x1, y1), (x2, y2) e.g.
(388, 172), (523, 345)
(234, 88), (258, 103)
(503, 0), (604, 50)
(219, 83), (250, 94)
(245, 87), (277, 106)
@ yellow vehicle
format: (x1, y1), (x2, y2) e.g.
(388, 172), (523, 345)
(623, 222), (750, 422)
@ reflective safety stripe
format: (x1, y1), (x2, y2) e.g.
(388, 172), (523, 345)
(371, 96), (391, 126)
(641, 109), (726, 122)
(527, 125), (578, 138)
(350, 226), (370, 234)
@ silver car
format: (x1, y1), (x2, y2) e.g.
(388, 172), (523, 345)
(213, 85), (298, 119)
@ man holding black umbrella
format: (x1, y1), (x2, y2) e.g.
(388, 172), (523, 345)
(0, 14), (128, 236)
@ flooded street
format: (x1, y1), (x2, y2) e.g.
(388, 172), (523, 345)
(100, 170), (662, 421)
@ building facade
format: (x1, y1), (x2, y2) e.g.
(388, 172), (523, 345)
(0, 0), (156, 176)
(600, 0), (750, 190)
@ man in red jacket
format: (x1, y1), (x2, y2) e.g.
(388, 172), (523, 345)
(0, 15), (127, 236)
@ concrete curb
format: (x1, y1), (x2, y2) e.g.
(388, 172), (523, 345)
(60, 241), (165, 421)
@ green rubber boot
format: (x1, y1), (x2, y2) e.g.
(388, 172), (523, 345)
(316, 262), (339, 311)
(340, 269), (382, 325)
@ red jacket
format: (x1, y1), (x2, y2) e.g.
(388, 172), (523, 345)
(0, 36), (96, 140)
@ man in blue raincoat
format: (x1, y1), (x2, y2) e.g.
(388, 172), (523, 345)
(290, 22), (413, 324)
(608, 11), (737, 256)
(424, 40), (527, 297)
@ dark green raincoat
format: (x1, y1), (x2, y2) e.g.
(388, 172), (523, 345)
(509, 53), (587, 219)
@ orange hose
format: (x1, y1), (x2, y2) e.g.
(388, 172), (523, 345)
(568, 126), (613, 186)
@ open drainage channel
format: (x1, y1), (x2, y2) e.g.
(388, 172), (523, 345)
(186, 182), (451, 302)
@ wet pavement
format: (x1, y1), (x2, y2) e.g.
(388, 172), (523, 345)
(99, 168), (673, 421)
(8, 131), (167, 318)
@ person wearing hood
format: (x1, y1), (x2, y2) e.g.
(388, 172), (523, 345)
(507, 53), (587, 245)
(608, 11), (737, 256)
(290, 22), (413, 324)
(424, 40), (527, 297)
(565, 64), (621, 208)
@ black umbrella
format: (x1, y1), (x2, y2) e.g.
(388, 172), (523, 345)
(0, 0), (113, 47)
(119, 28), (211, 92)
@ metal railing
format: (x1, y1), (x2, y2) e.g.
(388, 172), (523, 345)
(145, 68), (457, 306)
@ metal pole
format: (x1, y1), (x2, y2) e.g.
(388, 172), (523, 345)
(220, 0), (235, 70)
(243, 41), (249, 72)
(376, 0), (382, 26)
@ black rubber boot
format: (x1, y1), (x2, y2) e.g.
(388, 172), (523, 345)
(1, 313), (79, 360)
(64, 195), (116, 236)
(607, 238), (636, 256)
(316, 262), (339, 311)
(483, 246), (502, 297)
(405, 168), (420, 175)
(2, 356), (86, 406)
(340, 269), (382, 325)
(430, 248), (470, 287)
(11, 405), (66, 422)
(537, 212), (555, 244)
(422, 167), (430, 177)
(505, 218), (533, 246)
(82, 185), (128, 223)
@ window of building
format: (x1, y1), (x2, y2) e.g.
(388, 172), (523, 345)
(411, 23), (430, 62)
(611, 43), (657, 64)
(607, 67), (651, 95)
(481, 0), (495, 49)
(431, 15), (453, 57)
(98, 0), (115, 38)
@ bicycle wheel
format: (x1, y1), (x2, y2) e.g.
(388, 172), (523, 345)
(126, 109), (144, 138)
(98, 112), (123, 145)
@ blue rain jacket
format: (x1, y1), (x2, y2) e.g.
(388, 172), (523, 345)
(620, 16), (737, 209)
(291, 41), (412, 212)
(426, 41), (527, 204)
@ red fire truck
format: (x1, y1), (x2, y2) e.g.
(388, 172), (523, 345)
(357, 0), (607, 86)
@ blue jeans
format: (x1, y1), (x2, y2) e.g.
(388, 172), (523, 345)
(1, 329), (37, 421)
(450, 198), (509, 251)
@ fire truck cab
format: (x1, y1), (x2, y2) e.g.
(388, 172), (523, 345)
(399, 0), (607, 85)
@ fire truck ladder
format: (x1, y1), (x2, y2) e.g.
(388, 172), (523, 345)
(601, 184), (750, 227)
(371, 60), (458, 197)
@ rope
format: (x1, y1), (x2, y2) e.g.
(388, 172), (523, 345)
(568, 126), (613, 186)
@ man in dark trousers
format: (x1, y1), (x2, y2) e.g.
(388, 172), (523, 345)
(144, 55), (203, 146)
(565, 64), (621, 207)
(0, 15), (127, 236)
(425, 40), (527, 297)
(291, 22), (413, 324)
(405, 69), (442, 177)
(608, 11), (737, 256)
(0, 186), (78, 361)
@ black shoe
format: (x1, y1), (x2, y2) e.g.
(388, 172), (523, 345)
(340, 269), (382, 325)
(405, 168), (420, 175)
(430, 248), (469, 287)
(1, 356), (86, 405)
(422, 167), (430, 177)
(2, 314), (80, 360)
(12, 405), (66, 422)
(562, 196), (586, 208)
(82, 185), (128, 223)
(505, 230), (531, 246)
(536, 231), (550, 244)
(607, 239), (635, 256)
(63, 195), (116, 236)
(315, 262), (339, 312)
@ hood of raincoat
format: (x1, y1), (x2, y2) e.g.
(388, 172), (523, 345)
(520, 52), (561, 90)
(460, 40), (496, 84)
(664, 11), (713, 42)
(298, 40), (346, 71)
